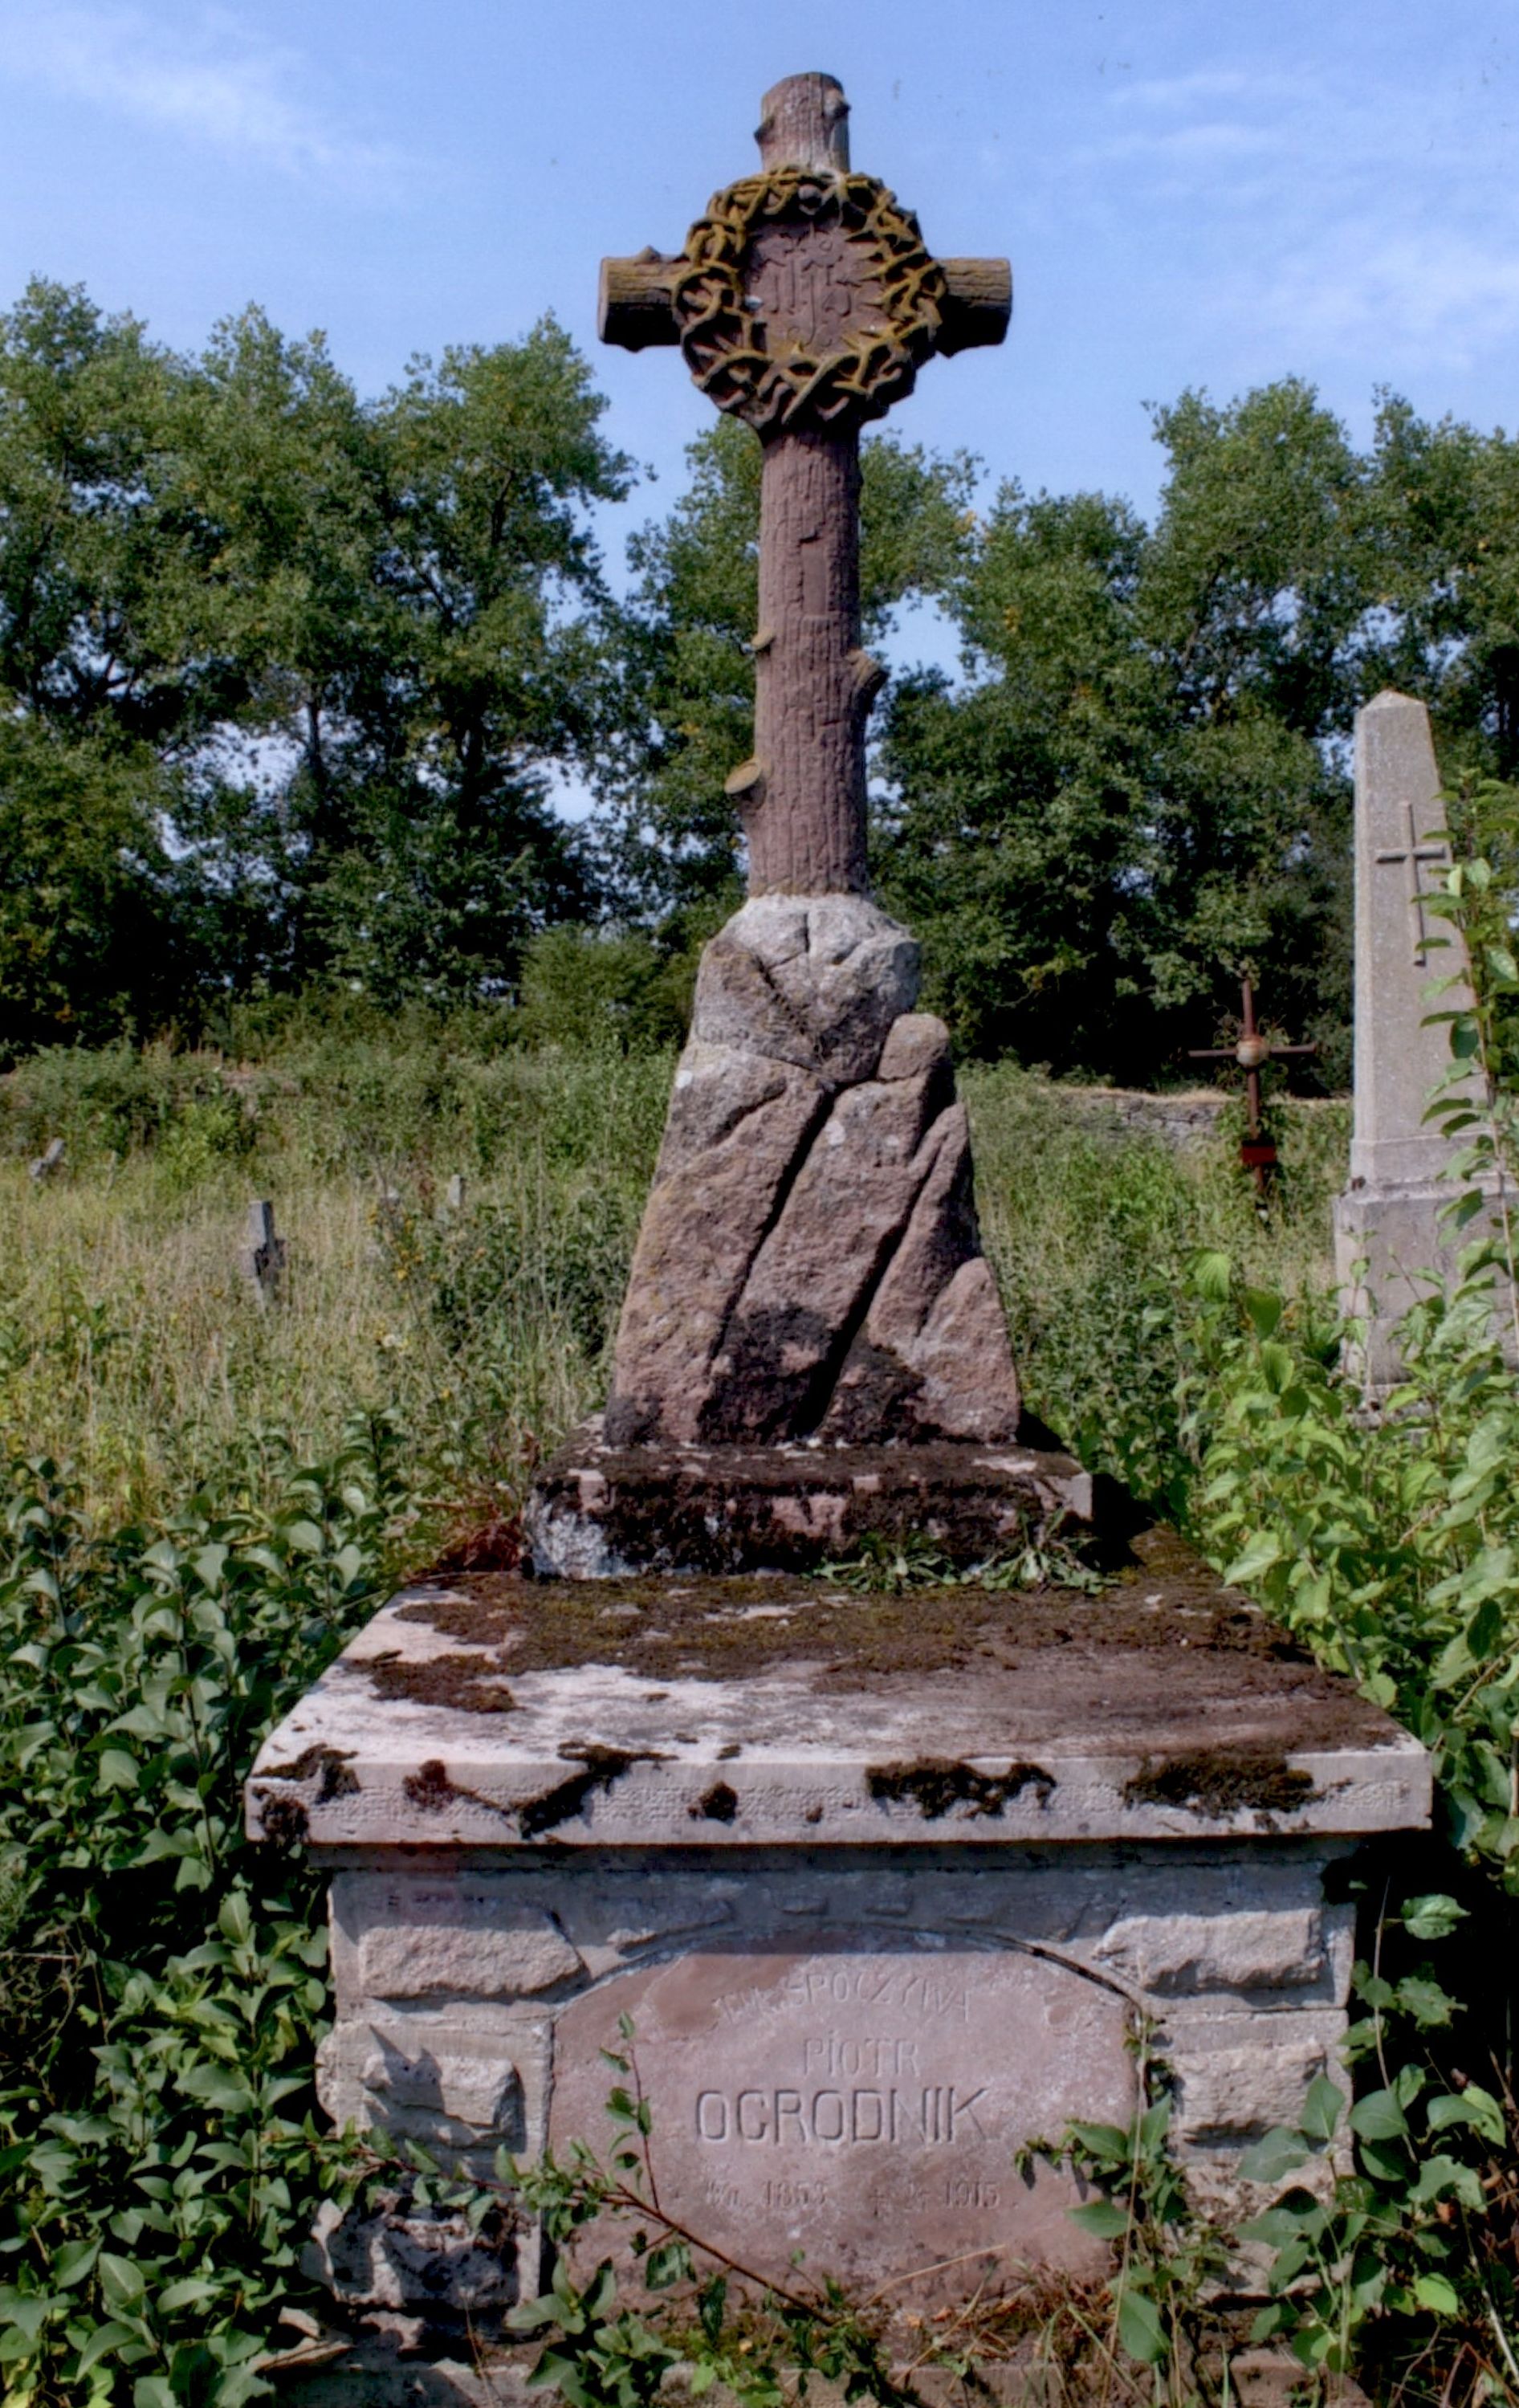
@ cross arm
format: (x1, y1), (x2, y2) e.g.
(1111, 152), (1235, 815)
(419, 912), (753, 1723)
(937, 258), (1012, 354)
(599, 247), (1011, 357)
(598, 248), (682, 350)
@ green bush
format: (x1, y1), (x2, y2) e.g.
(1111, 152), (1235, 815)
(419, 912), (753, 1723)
(0, 1420), (409, 2405)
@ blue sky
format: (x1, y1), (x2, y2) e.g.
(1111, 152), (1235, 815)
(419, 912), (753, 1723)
(1, 0), (1516, 595)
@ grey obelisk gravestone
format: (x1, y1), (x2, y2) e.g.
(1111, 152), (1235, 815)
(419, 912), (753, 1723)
(1334, 690), (1493, 1388)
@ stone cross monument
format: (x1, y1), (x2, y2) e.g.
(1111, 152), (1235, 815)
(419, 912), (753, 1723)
(526, 76), (1022, 1562)
(249, 83), (1432, 2360)
(601, 71), (1008, 896)
(1334, 690), (1495, 1387)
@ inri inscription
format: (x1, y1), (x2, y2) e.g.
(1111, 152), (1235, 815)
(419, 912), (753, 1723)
(549, 1945), (1133, 2293)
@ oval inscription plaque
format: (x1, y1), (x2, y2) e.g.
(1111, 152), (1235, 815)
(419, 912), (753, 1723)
(550, 1942), (1134, 2295)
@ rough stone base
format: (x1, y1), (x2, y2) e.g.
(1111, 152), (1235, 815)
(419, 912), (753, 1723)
(1334, 1178), (1517, 1392)
(604, 895), (1023, 1448)
(524, 1418), (1098, 1578)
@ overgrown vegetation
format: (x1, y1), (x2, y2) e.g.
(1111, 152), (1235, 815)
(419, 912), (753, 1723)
(1, 792), (1517, 2402)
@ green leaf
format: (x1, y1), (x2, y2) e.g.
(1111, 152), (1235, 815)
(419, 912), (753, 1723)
(1238, 2128), (1310, 2183)
(52, 2239), (100, 2287)
(1257, 1342), (1296, 1395)
(1411, 2156), (1485, 2210)
(156, 2276), (217, 2312)
(1066, 2121), (1130, 2160)
(1349, 2089), (1407, 2142)
(1396, 1975), (1456, 2028)
(74, 2320), (140, 2374)
(1117, 2286), (1167, 2365)
(1242, 1289), (1284, 1338)
(1224, 1531), (1285, 1587)
(177, 2064), (255, 2113)
(218, 1891), (253, 1947)
(1068, 2199), (1129, 2239)
(1300, 2076), (1345, 2142)
(96, 1748), (140, 1791)
(98, 2255), (146, 2315)
(0, 2292), (59, 2341)
(1193, 1250), (1232, 1303)
(1427, 2084), (1505, 2146)
(1403, 1893), (1468, 1941)
(1413, 2273), (1463, 2317)
(191, 1543), (229, 1591)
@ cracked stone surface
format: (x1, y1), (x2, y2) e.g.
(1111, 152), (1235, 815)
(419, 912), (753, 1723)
(604, 897), (1020, 1446)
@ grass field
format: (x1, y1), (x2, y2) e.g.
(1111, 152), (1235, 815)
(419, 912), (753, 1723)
(0, 1029), (1346, 1538)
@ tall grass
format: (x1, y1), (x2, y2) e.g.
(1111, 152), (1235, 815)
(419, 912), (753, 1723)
(0, 1033), (1342, 1534)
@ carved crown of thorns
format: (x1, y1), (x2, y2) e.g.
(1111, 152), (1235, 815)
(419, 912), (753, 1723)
(672, 167), (947, 437)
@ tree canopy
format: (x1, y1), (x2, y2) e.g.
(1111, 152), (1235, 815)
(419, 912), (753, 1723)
(6, 274), (1519, 1078)
(0, 280), (629, 1050)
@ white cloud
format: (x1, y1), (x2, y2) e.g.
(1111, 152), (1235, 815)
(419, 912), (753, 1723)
(1072, 44), (1519, 386)
(0, 2), (408, 189)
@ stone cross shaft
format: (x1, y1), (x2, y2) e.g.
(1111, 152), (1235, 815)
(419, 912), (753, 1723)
(601, 73), (1010, 896)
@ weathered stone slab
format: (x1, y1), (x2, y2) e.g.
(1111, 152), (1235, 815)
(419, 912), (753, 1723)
(821, 1103), (1020, 1442)
(606, 1065), (829, 1444)
(526, 1421), (1091, 1578)
(249, 1526), (1424, 2342)
(550, 1942), (1132, 2295)
(705, 1048), (952, 1440)
(246, 1537), (1429, 1852)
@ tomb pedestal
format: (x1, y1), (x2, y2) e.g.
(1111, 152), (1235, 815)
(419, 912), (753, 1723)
(249, 1534), (1428, 2372)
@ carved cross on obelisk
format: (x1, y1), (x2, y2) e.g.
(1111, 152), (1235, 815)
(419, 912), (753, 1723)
(601, 71), (1009, 895)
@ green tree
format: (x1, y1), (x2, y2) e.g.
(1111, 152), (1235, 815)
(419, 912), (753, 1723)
(174, 311), (633, 1002)
(0, 281), (211, 1051)
(1366, 398), (1519, 776)
(876, 381), (1367, 1077)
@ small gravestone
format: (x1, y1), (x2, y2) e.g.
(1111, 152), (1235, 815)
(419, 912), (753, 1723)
(239, 1200), (287, 1307)
(1333, 690), (1509, 1390)
(27, 1137), (64, 1182)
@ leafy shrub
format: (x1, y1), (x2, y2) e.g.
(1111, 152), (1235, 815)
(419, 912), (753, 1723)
(0, 1417), (410, 2403)
(0, 1049), (255, 1168)
(513, 925), (690, 1055)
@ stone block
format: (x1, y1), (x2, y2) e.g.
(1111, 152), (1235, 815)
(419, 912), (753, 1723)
(306, 2189), (518, 2336)
(525, 1424), (1090, 1579)
(597, 894), (1020, 1454)
(548, 1941), (1134, 2297)
(1335, 691), (1517, 1387)
(1163, 2007), (1349, 2143)
(690, 893), (920, 1085)
(250, 1557), (1427, 2342)
(1096, 1906), (1326, 1995)
(356, 1910), (584, 2003)
(1335, 1180), (1513, 1391)
(318, 2017), (533, 2153)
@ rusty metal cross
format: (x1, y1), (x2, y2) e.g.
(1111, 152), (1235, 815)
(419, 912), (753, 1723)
(1188, 976), (1317, 1197)
(1374, 801), (1451, 969)
(600, 72), (1010, 897)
